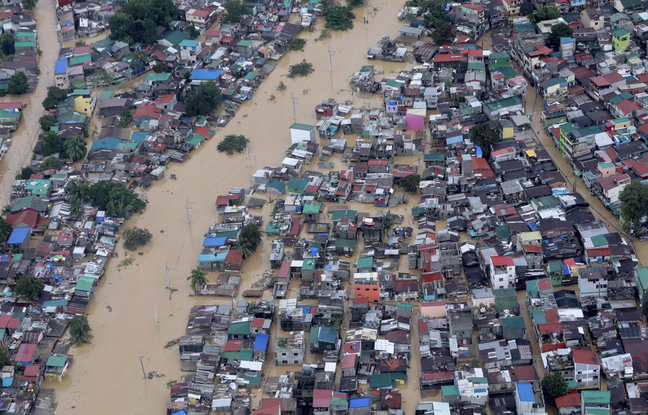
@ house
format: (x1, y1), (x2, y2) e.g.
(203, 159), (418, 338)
(290, 123), (316, 144)
(54, 59), (68, 88)
(354, 272), (380, 303)
(154, 94), (177, 112)
(132, 104), (162, 127)
(573, 349), (601, 387)
(349, 397), (371, 415)
(275, 331), (305, 366)
(502, 0), (521, 18)
(227, 320), (252, 340)
(490, 256), (516, 289)
(179, 39), (202, 63)
(15, 343), (38, 366)
(541, 77), (568, 99)
(514, 382), (545, 414)
(596, 173), (630, 207)
(341, 353), (358, 377)
(5, 208), (38, 228)
(555, 393), (581, 415)
(7, 228), (31, 250)
(581, 390), (610, 414)
(74, 95), (95, 118)
(614, 0), (643, 13)
(581, 9), (604, 30)
(186, 8), (213, 26)
(612, 28), (631, 50)
(98, 98), (130, 117)
(44, 355), (70, 382)
(310, 326), (338, 353)
(635, 267), (648, 307)
(578, 267), (608, 301)
(449, 311), (473, 344)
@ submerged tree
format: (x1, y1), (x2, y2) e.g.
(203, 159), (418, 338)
(185, 81), (223, 117)
(217, 134), (249, 155)
(187, 267), (208, 292)
(287, 60), (314, 78)
(122, 227), (152, 251)
(69, 315), (93, 347)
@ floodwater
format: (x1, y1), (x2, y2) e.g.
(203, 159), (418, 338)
(38, 2), (432, 414)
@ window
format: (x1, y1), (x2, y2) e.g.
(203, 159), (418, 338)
(282, 360), (288, 364)
(294, 360), (299, 364)
(282, 353), (286, 356)
(499, 278), (503, 282)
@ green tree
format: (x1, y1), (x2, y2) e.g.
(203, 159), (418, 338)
(8, 72), (28, 95)
(0, 217), (12, 245)
(187, 267), (208, 292)
(547, 23), (573, 50)
(0, 33), (14, 56)
(69, 315), (93, 347)
(22, 0), (37, 9)
(40, 156), (63, 171)
(397, 174), (421, 193)
(41, 131), (64, 156)
(0, 349), (10, 367)
(541, 373), (569, 406)
(432, 21), (454, 45)
(109, 0), (177, 44)
(347, 0), (365, 6)
(75, 39), (86, 46)
(383, 213), (394, 233)
(153, 62), (170, 73)
(233, 239), (253, 259)
(93, 68), (114, 86)
(535, 5), (559, 22)
(217, 134), (249, 155)
(14, 276), (44, 299)
(321, 3), (355, 31)
(188, 24), (199, 40)
(122, 227), (152, 251)
(222, 0), (246, 23)
(66, 179), (90, 201)
(470, 123), (499, 158)
(120, 109), (133, 127)
(39, 114), (57, 132)
(69, 196), (83, 220)
(42, 86), (68, 110)
(620, 181), (648, 236)
(87, 181), (146, 217)
(289, 38), (306, 51)
(64, 135), (87, 161)
(287, 60), (314, 78)
(520, 2), (535, 15)
(239, 223), (262, 252)
(421, 0), (450, 29)
(185, 81), (223, 117)
(15, 166), (36, 180)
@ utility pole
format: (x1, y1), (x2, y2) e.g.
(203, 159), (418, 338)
(364, 4), (368, 30)
(154, 305), (159, 327)
(165, 262), (175, 290)
(328, 46), (333, 72)
(246, 145), (254, 168)
(185, 197), (195, 224)
(139, 356), (146, 379)
(291, 93), (297, 119)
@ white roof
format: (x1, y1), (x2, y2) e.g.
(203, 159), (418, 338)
(239, 361), (263, 371)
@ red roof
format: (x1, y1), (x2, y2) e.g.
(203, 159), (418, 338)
(0, 315), (10, 329)
(341, 353), (356, 369)
(615, 99), (641, 115)
(133, 103), (162, 120)
(422, 272), (443, 283)
(15, 343), (37, 362)
(590, 76), (611, 87)
(313, 389), (333, 407)
(226, 249), (242, 262)
(513, 365), (538, 381)
(155, 94), (175, 104)
(221, 36), (234, 44)
(537, 279), (553, 291)
(538, 323), (562, 335)
(251, 318), (265, 328)
(573, 349), (599, 365)
(255, 405), (281, 415)
(545, 308), (560, 324)
(522, 244), (543, 253)
(0, 102), (24, 110)
(5, 208), (38, 227)
(194, 126), (214, 139)
(433, 54), (466, 63)
(462, 48), (483, 57)
(603, 72), (625, 84)
(422, 371), (453, 380)
(542, 342), (566, 352)
(555, 392), (580, 408)
(224, 340), (241, 352)
(491, 256), (514, 267)
(528, 45), (552, 56)
(462, 4), (484, 12)
(205, 29), (222, 38)
(7, 318), (19, 329)
(587, 248), (612, 257)
(418, 319), (428, 333)
(189, 9), (211, 18)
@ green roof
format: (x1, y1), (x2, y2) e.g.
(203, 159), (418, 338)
(424, 153), (445, 161)
(542, 77), (566, 89)
(186, 134), (204, 146)
(303, 201), (320, 214)
(441, 385), (460, 396)
(635, 267), (648, 290)
(25, 179), (51, 196)
(75, 276), (94, 292)
(484, 95), (522, 112)
(585, 409), (610, 415)
(11, 196), (48, 213)
(245, 376), (263, 385)
(290, 123), (315, 131)
(99, 88), (116, 101)
(161, 30), (189, 45)
(501, 316), (526, 329)
(144, 72), (171, 82)
(369, 373), (393, 388)
(46, 355), (67, 367)
(310, 327), (319, 344)
(591, 234), (608, 247)
(302, 259), (315, 271)
(495, 225), (511, 239)
(494, 293), (518, 312)
(531, 310), (547, 325)
(73, 89), (91, 96)
(331, 209), (357, 221)
(490, 52), (509, 60)
(467, 62), (485, 70)
(613, 28), (630, 38)
(221, 350), (253, 364)
(582, 390), (611, 405)
(357, 257), (373, 269)
(178, 39), (200, 48)
(69, 53), (92, 67)
(334, 239), (355, 248)
(15, 31), (35, 37)
(288, 178), (308, 191)
(397, 302), (413, 309)
(237, 40), (253, 47)
(244, 71), (259, 80)
(227, 321), (251, 336)
(14, 41), (36, 48)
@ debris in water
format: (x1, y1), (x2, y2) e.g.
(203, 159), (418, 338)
(106, 305), (112, 312)
(164, 338), (180, 349)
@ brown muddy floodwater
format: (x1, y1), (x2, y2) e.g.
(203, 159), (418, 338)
(1, 1), (434, 414)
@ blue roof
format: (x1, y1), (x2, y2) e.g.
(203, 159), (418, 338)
(254, 333), (269, 351)
(349, 398), (370, 408)
(203, 237), (226, 247)
(130, 131), (149, 144)
(43, 299), (68, 308)
(7, 228), (29, 245)
(54, 59), (67, 74)
(318, 326), (337, 343)
(517, 383), (534, 402)
(179, 39), (200, 48)
(91, 137), (122, 150)
(447, 136), (463, 145)
(190, 69), (223, 81)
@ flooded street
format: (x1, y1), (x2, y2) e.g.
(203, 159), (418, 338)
(39, 2), (427, 414)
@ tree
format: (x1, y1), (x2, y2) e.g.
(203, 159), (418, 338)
(122, 227), (152, 251)
(87, 181), (146, 217)
(120, 109), (133, 127)
(66, 179), (90, 201)
(0, 217), (12, 245)
(541, 373), (569, 406)
(40, 156), (63, 171)
(287, 60), (314, 78)
(383, 213), (394, 234)
(347, 0), (365, 6)
(217, 134), (249, 155)
(535, 5), (559, 22)
(520, 2), (535, 15)
(153, 62), (170, 73)
(620, 181), (648, 236)
(69, 196), (83, 220)
(432, 21), (454, 45)
(39, 114), (57, 132)
(14, 276), (44, 299)
(109, 0), (177, 44)
(289, 38), (306, 51)
(321, 4), (355, 31)
(239, 223), (262, 252)
(42, 86), (68, 110)
(75, 39), (86, 46)
(93, 68), (114, 86)
(0, 349), (10, 367)
(187, 267), (208, 292)
(0, 33), (14, 56)
(15, 166), (36, 180)
(222, 0), (246, 23)
(22, 0), (37, 9)
(188, 24), (199, 40)
(397, 174), (421, 193)
(421, 0), (450, 29)
(8, 72), (28, 95)
(233, 239), (253, 259)
(547, 23), (573, 50)
(64, 135), (87, 161)
(40, 131), (64, 156)
(185, 81), (223, 117)
(470, 123), (499, 158)
(69, 315), (93, 347)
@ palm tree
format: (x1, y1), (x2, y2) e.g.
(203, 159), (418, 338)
(187, 267), (208, 292)
(64, 135), (87, 162)
(233, 239), (252, 259)
(69, 315), (93, 347)
(69, 196), (83, 220)
(383, 213), (394, 233)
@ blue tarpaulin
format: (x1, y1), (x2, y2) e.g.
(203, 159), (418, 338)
(350, 398), (370, 408)
(476, 145), (483, 157)
(203, 237), (226, 247)
(310, 247), (318, 257)
(254, 334), (269, 351)
(563, 264), (570, 275)
(7, 228), (29, 245)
